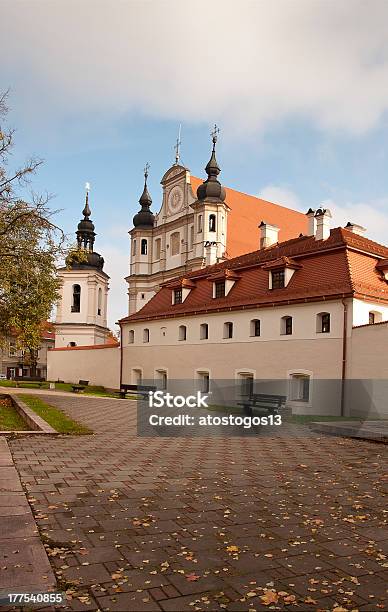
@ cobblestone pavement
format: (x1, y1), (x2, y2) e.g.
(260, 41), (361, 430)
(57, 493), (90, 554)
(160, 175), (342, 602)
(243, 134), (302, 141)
(6, 395), (388, 611)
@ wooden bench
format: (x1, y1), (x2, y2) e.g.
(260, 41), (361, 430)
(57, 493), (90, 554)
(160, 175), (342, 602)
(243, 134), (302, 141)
(14, 376), (45, 388)
(117, 384), (156, 399)
(71, 379), (89, 393)
(237, 393), (286, 416)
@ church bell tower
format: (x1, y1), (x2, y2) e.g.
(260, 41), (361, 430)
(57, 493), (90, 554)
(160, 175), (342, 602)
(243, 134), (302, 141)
(54, 184), (110, 348)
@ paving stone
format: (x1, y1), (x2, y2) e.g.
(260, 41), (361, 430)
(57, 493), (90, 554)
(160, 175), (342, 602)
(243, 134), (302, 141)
(4, 394), (387, 612)
(97, 591), (161, 611)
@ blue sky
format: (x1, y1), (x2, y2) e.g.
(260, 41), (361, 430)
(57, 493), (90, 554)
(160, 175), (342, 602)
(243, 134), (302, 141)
(2, 0), (388, 329)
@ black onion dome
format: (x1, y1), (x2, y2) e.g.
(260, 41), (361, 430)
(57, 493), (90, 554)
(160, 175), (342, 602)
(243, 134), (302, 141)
(196, 133), (226, 202)
(68, 187), (104, 271)
(133, 166), (155, 228)
(66, 250), (104, 271)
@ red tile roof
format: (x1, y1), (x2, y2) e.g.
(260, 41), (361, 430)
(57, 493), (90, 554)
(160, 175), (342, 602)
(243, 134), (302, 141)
(120, 227), (388, 323)
(190, 176), (308, 258)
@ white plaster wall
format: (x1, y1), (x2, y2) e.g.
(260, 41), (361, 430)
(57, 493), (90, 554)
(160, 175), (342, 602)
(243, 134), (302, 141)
(47, 346), (120, 389)
(123, 300), (346, 347)
(351, 298), (388, 326)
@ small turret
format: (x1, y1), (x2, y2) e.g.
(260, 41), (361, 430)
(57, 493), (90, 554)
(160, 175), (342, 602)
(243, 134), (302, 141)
(67, 183), (104, 271)
(196, 124), (226, 202)
(133, 163), (155, 228)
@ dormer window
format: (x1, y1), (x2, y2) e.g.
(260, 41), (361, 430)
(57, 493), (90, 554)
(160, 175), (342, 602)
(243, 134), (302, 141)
(272, 270), (285, 289)
(215, 281), (225, 298)
(209, 269), (240, 299)
(168, 278), (196, 305)
(174, 288), (182, 304)
(263, 257), (302, 290)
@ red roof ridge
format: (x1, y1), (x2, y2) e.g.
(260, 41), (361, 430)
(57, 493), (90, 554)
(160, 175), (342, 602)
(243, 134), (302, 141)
(50, 343), (119, 351)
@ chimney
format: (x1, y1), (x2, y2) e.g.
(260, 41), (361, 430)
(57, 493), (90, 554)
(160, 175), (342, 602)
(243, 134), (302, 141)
(259, 221), (279, 249)
(305, 208), (316, 236)
(345, 221), (366, 236)
(315, 208), (332, 241)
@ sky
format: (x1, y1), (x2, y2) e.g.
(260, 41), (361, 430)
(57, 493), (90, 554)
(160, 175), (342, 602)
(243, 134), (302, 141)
(1, 0), (388, 330)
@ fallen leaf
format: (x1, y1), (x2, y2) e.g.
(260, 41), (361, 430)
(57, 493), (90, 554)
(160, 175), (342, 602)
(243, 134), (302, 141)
(260, 590), (279, 605)
(186, 573), (200, 582)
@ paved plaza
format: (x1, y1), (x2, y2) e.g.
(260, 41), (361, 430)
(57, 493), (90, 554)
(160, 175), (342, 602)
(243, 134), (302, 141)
(2, 395), (388, 611)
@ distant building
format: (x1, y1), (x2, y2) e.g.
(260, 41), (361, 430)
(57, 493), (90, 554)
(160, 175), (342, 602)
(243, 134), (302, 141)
(0, 327), (55, 379)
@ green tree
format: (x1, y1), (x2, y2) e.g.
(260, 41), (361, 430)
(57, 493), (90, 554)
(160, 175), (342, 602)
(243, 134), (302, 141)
(0, 91), (64, 376)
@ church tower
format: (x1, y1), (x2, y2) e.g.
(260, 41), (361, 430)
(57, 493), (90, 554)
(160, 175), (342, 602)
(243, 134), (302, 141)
(54, 185), (110, 348)
(192, 125), (229, 266)
(125, 127), (230, 315)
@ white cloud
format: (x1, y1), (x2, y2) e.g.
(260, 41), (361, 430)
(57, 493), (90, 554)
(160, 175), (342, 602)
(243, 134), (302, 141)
(259, 184), (388, 245)
(258, 186), (303, 211)
(321, 198), (388, 245)
(2, 0), (388, 135)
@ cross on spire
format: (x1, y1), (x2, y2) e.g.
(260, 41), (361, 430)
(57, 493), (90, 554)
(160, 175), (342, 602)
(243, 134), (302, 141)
(144, 162), (150, 181)
(174, 124), (182, 165)
(211, 123), (220, 148)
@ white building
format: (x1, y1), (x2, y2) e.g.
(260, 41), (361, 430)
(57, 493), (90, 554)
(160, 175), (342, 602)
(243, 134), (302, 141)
(49, 136), (388, 417)
(54, 188), (110, 348)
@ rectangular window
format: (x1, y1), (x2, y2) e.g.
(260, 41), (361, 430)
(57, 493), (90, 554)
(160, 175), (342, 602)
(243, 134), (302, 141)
(369, 312), (375, 325)
(321, 313), (330, 333)
(174, 288), (182, 304)
(239, 374), (254, 397)
(215, 281), (225, 298)
(284, 317), (292, 335)
(251, 319), (261, 337)
(198, 372), (210, 393)
(272, 270), (285, 289)
(290, 374), (310, 402)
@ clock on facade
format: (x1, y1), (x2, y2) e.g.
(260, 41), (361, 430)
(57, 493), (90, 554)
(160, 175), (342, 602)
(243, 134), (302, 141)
(167, 186), (184, 214)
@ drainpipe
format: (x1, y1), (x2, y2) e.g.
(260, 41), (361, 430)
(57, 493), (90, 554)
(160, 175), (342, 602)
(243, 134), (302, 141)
(119, 322), (123, 389)
(340, 299), (348, 417)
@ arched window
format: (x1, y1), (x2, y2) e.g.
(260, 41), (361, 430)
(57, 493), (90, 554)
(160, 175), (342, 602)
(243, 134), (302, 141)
(155, 369), (167, 390)
(250, 319), (261, 337)
(178, 325), (187, 341)
(281, 316), (293, 335)
(67, 341), (77, 347)
(170, 232), (180, 256)
(143, 328), (150, 343)
(369, 311), (382, 324)
(72, 284), (81, 313)
(317, 312), (330, 333)
(141, 239), (148, 255)
(209, 214), (216, 232)
(198, 214), (203, 233)
(190, 225), (194, 249)
(223, 322), (233, 339)
(128, 330), (134, 344)
(132, 239), (137, 256)
(200, 323), (209, 340)
(97, 288), (102, 316)
(155, 238), (161, 260)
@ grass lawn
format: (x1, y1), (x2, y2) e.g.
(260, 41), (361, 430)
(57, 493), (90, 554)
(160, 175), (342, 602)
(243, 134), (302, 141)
(0, 398), (29, 430)
(18, 394), (93, 435)
(0, 379), (118, 398)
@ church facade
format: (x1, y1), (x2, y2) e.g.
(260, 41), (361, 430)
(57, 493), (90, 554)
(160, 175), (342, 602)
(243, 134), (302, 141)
(48, 133), (388, 417)
(126, 132), (307, 314)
